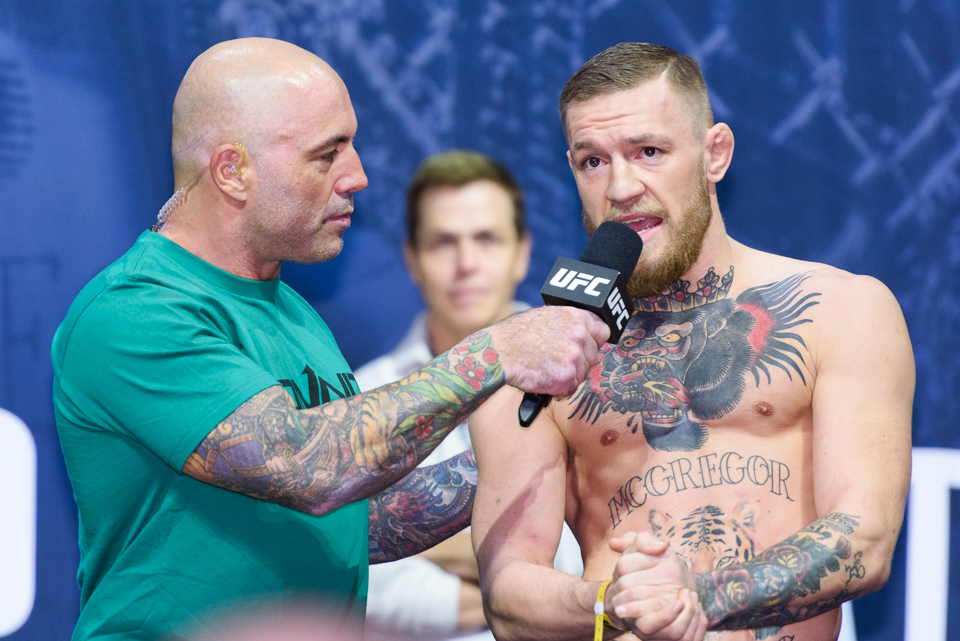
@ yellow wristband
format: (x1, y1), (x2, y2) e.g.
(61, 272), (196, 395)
(594, 579), (623, 641)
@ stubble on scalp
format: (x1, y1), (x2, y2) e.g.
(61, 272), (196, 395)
(171, 38), (337, 184)
(173, 38), (353, 266)
(583, 162), (712, 299)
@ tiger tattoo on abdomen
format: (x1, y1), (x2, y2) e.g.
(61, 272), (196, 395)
(649, 499), (758, 573)
(648, 499), (784, 640)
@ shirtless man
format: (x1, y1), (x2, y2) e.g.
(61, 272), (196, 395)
(470, 42), (914, 641)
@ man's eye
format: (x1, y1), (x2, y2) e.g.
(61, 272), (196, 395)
(641, 147), (659, 158)
(583, 157), (601, 169)
(314, 148), (339, 165)
(428, 237), (455, 249)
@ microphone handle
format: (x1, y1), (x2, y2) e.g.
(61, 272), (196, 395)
(518, 392), (552, 428)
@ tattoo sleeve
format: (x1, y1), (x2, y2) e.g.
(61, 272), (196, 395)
(183, 331), (502, 516)
(368, 450), (476, 563)
(695, 512), (864, 629)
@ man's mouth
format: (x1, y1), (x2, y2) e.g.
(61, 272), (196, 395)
(451, 287), (486, 301)
(617, 215), (663, 233)
(326, 196), (355, 224)
(326, 210), (353, 224)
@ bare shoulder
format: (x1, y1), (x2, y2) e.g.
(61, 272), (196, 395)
(735, 242), (903, 315)
(733, 242), (910, 366)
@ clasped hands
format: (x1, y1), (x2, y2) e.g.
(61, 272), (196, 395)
(603, 532), (708, 641)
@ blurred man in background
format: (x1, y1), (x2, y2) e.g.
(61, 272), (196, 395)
(356, 150), (583, 640)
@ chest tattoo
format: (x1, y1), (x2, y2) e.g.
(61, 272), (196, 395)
(568, 268), (820, 451)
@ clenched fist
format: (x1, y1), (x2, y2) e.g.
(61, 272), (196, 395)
(605, 531), (708, 641)
(484, 306), (609, 396)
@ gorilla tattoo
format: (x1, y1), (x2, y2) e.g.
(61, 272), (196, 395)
(568, 268), (820, 451)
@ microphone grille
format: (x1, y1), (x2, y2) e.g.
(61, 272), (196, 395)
(579, 221), (643, 277)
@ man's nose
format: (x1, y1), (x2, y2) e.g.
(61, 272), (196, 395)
(456, 240), (480, 274)
(604, 157), (645, 206)
(336, 145), (368, 195)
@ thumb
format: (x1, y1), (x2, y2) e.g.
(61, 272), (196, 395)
(632, 531), (668, 555)
(617, 531), (668, 556)
(609, 531), (639, 553)
(583, 309), (611, 347)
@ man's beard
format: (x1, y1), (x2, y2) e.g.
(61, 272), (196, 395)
(583, 165), (712, 298)
(252, 169), (353, 265)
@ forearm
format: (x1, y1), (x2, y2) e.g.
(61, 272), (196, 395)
(696, 511), (887, 630)
(369, 451), (476, 563)
(484, 562), (609, 641)
(311, 331), (503, 475)
(187, 331), (502, 515)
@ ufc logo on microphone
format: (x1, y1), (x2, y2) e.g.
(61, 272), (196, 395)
(549, 268), (610, 297)
(607, 289), (630, 330)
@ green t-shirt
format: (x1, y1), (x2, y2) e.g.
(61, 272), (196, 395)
(52, 231), (369, 640)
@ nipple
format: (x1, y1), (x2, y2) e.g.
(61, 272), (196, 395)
(754, 401), (775, 417)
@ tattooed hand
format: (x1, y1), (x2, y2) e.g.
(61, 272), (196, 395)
(485, 306), (609, 396)
(607, 531), (708, 641)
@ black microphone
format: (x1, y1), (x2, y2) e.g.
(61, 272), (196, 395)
(518, 221), (643, 427)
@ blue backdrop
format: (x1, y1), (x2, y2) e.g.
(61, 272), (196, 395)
(1, 1), (959, 639)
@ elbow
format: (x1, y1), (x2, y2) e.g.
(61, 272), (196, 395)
(280, 487), (342, 518)
(481, 572), (526, 641)
(482, 589), (514, 641)
(860, 552), (892, 595)
(305, 492), (355, 517)
(485, 609), (523, 641)
(485, 616), (510, 641)
(854, 528), (898, 596)
(872, 565), (892, 593)
(305, 504), (332, 517)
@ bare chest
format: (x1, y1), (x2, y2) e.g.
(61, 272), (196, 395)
(559, 273), (818, 450)
(555, 273), (821, 564)
(559, 279), (817, 442)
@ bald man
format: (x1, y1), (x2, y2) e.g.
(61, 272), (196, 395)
(51, 38), (608, 641)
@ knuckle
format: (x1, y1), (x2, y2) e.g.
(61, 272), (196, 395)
(615, 557), (631, 576)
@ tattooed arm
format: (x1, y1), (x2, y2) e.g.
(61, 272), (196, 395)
(714, 275), (911, 629)
(692, 512), (865, 628)
(369, 450), (477, 563)
(182, 306), (608, 517)
(607, 512), (871, 635)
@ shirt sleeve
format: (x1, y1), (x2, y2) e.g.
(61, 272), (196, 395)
(56, 281), (279, 472)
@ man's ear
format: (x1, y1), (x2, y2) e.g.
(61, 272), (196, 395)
(402, 241), (423, 287)
(704, 123), (734, 184)
(211, 144), (250, 203)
